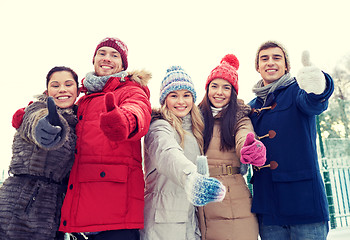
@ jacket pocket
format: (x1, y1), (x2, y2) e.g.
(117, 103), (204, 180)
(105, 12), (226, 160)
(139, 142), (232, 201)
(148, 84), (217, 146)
(272, 170), (315, 216)
(25, 185), (40, 214)
(74, 164), (129, 226)
(77, 164), (128, 183)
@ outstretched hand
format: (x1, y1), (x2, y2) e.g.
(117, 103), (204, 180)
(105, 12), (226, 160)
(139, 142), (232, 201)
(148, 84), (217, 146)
(47, 96), (61, 126)
(100, 93), (130, 141)
(35, 97), (62, 148)
(184, 172), (226, 207)
(297, 50), (326, 94)
(301, 50), (311, 67)
(240, 132), (266, 167)
(105, 92), (116, 112)
(196, 155), (209, 177)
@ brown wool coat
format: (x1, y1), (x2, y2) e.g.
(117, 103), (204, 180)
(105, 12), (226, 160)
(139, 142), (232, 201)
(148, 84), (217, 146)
(0, 94), (77, 240)
(197, 100), (259, 240)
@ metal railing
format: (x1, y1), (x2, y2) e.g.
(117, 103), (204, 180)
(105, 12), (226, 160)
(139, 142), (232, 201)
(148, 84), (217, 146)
(321, 138), (350, 229)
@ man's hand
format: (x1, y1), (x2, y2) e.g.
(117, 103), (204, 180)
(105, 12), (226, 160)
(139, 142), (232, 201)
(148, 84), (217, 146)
(100, 93), (130, 141)
(297, 50), (326, 94)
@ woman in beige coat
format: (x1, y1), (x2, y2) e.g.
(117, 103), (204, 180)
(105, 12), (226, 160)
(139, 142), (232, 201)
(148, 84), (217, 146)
(198, 54), (266, 240)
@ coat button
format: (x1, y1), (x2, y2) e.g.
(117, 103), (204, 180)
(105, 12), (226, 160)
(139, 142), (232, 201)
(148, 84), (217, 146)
(100, 171), (106, 178)
(63, 220), (67, 226)
(75, 149), (77, 154)
(69, 184), (73, 190)
(79, 115), (83, 120)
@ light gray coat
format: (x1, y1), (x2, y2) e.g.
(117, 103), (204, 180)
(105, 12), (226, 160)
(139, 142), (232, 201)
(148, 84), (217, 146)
(140, 113), (201, 240)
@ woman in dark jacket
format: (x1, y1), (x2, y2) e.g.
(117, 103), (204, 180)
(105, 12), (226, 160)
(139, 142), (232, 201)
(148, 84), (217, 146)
(0, 66), (79, 240)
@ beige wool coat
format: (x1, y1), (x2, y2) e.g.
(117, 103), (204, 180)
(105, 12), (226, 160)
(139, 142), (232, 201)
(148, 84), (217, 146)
(197, 100), (259, 240)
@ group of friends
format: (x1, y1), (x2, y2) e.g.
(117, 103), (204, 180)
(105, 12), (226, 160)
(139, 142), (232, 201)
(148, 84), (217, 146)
(0, 37), (334, 240)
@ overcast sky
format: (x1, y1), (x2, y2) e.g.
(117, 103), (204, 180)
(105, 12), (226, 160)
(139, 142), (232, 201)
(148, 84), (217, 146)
(0, 0), (349, 175)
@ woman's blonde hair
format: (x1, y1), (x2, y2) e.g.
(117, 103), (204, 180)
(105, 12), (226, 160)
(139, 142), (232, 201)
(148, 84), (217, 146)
(160, 101), (204, 154)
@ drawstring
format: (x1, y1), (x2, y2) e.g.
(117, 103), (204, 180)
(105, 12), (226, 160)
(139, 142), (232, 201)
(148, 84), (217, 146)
(80, 233), (89, 239)
(64, 233), (77, 240)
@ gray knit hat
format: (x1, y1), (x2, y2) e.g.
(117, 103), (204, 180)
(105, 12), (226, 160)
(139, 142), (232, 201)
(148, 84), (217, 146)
(159, 66), (196, 105)
(255, 40), (290, 73)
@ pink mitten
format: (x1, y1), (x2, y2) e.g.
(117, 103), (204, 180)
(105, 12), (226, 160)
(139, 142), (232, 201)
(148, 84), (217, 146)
(100, 93), (136, 141)
(240, 132), (266, 166)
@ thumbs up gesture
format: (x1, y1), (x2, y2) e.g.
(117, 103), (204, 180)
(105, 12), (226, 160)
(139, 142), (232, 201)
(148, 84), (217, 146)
(35, 97), (62, 148)
(240, 132), (266, 167)
(296, 50), (326, 94)
(100, 92), (132, 141)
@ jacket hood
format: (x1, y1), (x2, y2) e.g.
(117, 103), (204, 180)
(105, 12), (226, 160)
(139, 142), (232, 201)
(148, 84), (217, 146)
(150, 108), (163, 123)
(128, 69), (152, 87)
(80, 69), (152, 94)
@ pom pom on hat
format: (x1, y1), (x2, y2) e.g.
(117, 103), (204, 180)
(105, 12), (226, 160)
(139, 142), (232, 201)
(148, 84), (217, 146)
(221, 54), (239, 69)
(159, 66), (197, 105)
(206, 54), (240, 94)
(93, 37), (129, 70)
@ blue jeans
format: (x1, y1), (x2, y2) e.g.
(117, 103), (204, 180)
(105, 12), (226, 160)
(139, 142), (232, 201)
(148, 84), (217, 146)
(259, 221), (329, 240)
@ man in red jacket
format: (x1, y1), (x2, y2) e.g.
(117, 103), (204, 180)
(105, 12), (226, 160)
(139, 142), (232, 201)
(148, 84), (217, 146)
(59, 37), (152, 240)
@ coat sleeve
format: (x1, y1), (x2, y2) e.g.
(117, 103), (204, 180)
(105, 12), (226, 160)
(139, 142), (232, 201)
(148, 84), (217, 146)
(144, 119), (197, 188)
(296, 72), (334, 116)
(234, 116), (255, 158)
(114, 85), (152, 141)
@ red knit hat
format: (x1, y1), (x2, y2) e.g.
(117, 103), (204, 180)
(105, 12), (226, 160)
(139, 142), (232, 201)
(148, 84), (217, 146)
(92, 37), (129, 70)
(205, 54), (239, 94)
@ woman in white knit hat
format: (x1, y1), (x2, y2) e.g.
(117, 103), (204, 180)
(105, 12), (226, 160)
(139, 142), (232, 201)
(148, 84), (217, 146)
(141, 66), (226, 240)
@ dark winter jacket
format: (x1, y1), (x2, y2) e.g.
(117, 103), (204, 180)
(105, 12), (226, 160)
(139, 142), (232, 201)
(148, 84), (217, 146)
(248, 73), (334, 225)
(59, 70), (152, 233)
(0, 94), (77, 240)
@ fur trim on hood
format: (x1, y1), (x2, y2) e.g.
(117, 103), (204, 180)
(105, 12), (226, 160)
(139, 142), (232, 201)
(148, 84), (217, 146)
(150, 108), (163, 123)
(128, 69), (152, 87)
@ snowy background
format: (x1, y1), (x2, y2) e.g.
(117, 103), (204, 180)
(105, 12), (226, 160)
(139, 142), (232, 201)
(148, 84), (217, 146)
(0, 0), (349, 175)
(1, 1), (350, 238)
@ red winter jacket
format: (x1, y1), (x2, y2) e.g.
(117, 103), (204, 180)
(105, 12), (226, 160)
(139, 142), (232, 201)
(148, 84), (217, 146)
(59, 70), (152, 233)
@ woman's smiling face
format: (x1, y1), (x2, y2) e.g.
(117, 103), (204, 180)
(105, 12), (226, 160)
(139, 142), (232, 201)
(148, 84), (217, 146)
(208, 78), (232, 108)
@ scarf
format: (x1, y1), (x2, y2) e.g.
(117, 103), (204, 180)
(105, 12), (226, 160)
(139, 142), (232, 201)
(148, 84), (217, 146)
(252, 73), (295, 104)
(83, 71), (127, 93)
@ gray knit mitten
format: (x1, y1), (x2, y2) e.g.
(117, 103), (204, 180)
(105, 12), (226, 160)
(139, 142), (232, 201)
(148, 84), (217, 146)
(35, 97), (62, 148)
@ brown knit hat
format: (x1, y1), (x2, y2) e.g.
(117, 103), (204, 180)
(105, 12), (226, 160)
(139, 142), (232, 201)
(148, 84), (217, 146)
(205, 54), (239, 94)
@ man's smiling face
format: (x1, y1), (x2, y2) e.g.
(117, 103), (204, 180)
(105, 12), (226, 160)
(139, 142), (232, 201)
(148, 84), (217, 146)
(93, 46), (124, 76)
(257, 47), (287, 86)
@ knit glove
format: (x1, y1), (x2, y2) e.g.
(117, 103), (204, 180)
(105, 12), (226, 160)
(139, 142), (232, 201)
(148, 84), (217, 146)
(240, 132), (266, 167)
(196, 155), (209, 177)
(100, 92), (136, 141)
(184, 172), (226, 207)
(296, 50), (326, 95)
(35, 97), (62, 148)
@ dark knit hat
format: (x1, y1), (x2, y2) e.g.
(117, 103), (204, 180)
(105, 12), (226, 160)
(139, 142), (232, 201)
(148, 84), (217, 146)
(159, 66), (197, 105)
(206, 54), (239, 94)
(255, 40), (290, 73)
(93, 37), (128, 70)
